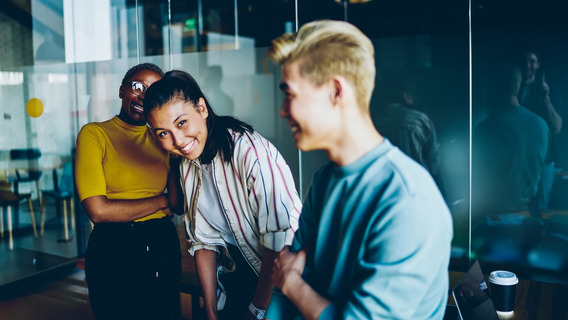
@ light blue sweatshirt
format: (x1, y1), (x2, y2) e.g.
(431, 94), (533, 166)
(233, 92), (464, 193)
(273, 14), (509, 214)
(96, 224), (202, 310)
(267, 140), (453, 319)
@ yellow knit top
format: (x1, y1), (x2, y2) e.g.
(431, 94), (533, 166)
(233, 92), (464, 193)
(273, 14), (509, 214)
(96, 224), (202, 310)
(75, 116), (168, 221)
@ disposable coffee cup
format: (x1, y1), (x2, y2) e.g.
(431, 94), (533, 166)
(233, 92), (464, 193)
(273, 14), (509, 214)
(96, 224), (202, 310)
(489, 270), (518, 316)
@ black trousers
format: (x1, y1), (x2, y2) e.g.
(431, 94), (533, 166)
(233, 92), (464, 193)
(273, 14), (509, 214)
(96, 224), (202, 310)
(85, 217), (181, 320)
(218, 244), (259, 320)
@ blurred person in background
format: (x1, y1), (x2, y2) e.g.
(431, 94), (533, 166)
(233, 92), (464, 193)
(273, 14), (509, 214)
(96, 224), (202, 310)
(518, 50), (562, 211)
(474, 62), (549, 223)
(372, 75), (444, 194)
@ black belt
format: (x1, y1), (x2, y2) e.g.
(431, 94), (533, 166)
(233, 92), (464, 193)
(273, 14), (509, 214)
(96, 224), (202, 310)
(94, 216), (172, 232)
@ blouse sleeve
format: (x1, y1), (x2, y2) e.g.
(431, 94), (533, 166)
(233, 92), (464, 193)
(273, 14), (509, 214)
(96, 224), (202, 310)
(180, 160), (221, 255)
(240, 131), (302, 252)
(185, 210), (221, 255)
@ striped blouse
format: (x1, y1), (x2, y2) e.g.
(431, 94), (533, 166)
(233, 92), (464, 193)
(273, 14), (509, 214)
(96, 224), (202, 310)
(179, 129), (302, 275)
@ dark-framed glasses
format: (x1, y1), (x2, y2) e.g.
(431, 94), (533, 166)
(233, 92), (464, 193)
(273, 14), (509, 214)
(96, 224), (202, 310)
(128, 81), (148, 96)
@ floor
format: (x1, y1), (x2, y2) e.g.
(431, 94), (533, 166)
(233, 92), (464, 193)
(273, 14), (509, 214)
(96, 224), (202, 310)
(0, 268), (95, 320)
(0, 198), (86, 290)
(0, 265), (201, 320)
(0, 201), (199, 320)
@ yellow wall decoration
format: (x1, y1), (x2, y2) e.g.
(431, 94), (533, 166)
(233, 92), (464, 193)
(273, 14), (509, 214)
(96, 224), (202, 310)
(26, 98), (44, 118)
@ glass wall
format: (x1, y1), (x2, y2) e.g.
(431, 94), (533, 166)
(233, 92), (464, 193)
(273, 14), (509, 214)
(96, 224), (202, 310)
(1, 0), (567, 290)
(471, 0), (568, 283)
(296, 0), (472, 271)
(0, 0), (299, 289)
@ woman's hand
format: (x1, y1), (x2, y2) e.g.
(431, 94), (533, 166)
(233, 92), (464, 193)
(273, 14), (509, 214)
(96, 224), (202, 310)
(162, 205), (174, 217)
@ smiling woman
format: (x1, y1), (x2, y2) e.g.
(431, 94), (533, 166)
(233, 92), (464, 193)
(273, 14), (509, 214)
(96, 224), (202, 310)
(148, 98), (209, 161)
(117, 68), (162, 126)
(143, 69), (302, 320)
(74, 63), (183, 319)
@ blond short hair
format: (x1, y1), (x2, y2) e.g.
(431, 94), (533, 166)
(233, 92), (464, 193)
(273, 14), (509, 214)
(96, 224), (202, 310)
(268, 20), (376, 112)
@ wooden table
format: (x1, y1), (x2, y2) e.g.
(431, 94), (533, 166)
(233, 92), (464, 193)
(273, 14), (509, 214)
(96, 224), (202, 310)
(0, 154), (67, 244)
(0, 153), (66, 199)
(0, 154), (64, 172)
(449, 270), (568, 319)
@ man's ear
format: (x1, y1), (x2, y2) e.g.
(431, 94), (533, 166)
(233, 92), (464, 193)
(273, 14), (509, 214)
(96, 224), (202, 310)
(329, 77), (343, 105)
(119, 86), (125, 99)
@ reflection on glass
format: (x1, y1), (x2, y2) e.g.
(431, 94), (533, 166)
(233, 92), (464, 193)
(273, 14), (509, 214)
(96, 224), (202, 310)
(158, 0), (199, 55)
(472, 26), (568, 281)
(372, 74), (442, 191)
(473, 63), (548, 219)
(0, 65), (80, 288)
(1, 0), (567, 296)
(202, 1), (237, 51)
(64, 1), (114, 62)
(370, 35), (470, 264)
(199, 65), (234, 115)
(518, 50), (563, 212)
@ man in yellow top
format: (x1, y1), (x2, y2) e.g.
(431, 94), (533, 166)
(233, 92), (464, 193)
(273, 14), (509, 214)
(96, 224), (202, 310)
(75, 63), (181, 320)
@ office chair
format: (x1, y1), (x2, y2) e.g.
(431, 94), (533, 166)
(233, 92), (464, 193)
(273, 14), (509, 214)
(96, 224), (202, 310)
(41, 161), (74, 241)
(0, 175), (38, 249)
(10, 148), (43, 209)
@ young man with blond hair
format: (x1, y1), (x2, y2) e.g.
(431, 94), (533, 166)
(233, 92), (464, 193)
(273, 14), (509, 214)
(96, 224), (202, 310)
(266, 20), (453, 320)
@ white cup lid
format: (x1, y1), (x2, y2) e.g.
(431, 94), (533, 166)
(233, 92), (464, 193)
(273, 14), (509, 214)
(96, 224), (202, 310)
(489, 270), (519, 285)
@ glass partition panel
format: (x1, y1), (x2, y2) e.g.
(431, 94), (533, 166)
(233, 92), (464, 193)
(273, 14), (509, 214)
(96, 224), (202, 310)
(370, 34), (471, 269)
(1, 0), (80, 288)
(235, 0), (296, 48)
(64, 0), (170, 61)
(201, 0), (238, 51)
(3, 0), (568, 299)
(165, 0), (199, 54)
(2, 0), (476, 292)
(0, 62), (79, 287)
(149, 0), (296, 55)
(64, 0), (134, 62)
(296, 0), (471, 270)
(298, 0), (345, 25)
(1, 0), (302, 290)
(0, 0), (161, 288)
(137, 0), (170, 57)
(0, 1), (34, 68)
(471, 0), (568, 283)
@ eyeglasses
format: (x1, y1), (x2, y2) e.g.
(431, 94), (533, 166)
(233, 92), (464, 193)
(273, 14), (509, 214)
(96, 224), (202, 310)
(127, 81), (148, 96)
